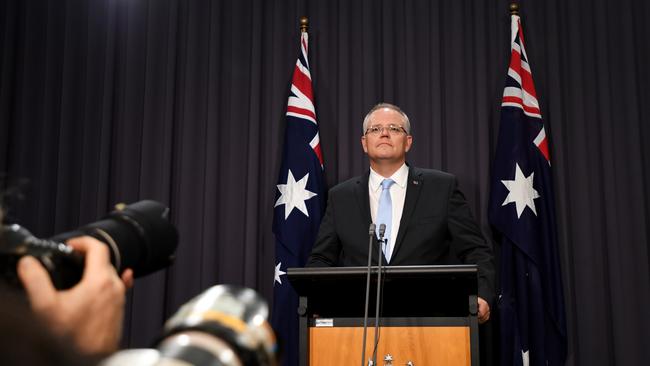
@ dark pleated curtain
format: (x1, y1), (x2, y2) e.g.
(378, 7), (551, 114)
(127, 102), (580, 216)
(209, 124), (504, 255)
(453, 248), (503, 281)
(1, 0), (649, 364)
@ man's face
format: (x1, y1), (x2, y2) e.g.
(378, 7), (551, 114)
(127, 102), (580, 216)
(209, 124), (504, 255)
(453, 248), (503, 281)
(361, 108), (413, 164)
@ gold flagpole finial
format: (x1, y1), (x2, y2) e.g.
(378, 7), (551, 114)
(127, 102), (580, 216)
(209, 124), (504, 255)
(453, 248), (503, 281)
(509, 3), (520, 15)
(300, 16), (309, 33)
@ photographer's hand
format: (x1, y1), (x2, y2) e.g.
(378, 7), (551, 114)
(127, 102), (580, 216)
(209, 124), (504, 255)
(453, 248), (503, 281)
(17, 236), (133, 355)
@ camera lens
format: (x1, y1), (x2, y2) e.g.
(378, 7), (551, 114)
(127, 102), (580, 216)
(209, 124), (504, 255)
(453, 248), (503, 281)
(100, 285), (277, 366)
(0, 200), (180, 289)
(50, 200), (178, 278)
(162, 285), (277, 366)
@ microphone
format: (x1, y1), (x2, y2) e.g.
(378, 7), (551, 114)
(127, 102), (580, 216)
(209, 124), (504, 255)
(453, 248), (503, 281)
(370, 224), (387, 365)
(361, 223), (376, 366)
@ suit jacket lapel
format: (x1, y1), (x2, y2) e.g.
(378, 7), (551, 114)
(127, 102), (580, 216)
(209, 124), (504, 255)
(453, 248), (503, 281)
(357, 171), (389, 264)
(354, 171), (372, 228)
(392, 166), (423, 258)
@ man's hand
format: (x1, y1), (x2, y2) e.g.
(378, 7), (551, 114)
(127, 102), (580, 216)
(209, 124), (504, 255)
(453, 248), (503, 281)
(478, 296), (490, 324)
(17, 236), (133, 355)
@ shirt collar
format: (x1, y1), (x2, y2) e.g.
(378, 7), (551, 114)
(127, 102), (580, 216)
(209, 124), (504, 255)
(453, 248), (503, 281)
(369, 163), (409, 192)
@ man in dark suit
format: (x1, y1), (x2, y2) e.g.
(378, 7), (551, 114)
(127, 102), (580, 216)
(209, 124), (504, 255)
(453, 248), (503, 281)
(307, 103), (495, 323)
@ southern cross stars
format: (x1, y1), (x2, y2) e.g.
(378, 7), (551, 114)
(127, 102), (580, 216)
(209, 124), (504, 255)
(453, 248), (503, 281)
(275, 169), (317, 219)
(521, 349), (529, 366)
(501, 163), (540, 218)
(274, 262), (286, 285)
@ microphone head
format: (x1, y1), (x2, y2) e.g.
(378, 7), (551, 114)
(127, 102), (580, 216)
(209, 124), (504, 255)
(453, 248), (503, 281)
(368, 223), (376, 234)
(378, 223), (386, 237)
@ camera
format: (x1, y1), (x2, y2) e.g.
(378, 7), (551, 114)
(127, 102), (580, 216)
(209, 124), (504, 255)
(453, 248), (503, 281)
(101, 284), (278, 366)
(0, 200), (178, 289)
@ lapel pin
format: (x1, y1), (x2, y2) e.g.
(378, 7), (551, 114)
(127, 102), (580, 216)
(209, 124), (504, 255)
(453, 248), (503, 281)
(413, 180), (419, 185)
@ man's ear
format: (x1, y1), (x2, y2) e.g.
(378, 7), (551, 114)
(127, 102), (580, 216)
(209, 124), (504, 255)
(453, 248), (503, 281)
(405, 135), (413, 152)
(361, 135), (368, 153)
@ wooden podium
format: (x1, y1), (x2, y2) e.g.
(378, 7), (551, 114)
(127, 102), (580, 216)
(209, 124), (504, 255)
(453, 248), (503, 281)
(288, 265), (480, 366)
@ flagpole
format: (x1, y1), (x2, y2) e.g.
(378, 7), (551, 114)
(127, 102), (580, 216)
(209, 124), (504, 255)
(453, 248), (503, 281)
(273, 14), (326, 366)
(489, 2), (568, 364)
(300, 16), (308, 33)
(509, 3), (519, 15)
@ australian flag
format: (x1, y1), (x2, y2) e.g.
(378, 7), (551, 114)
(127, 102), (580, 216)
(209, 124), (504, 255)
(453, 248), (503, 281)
(271, 29), (326, 366)
(488, 13), (567, 366)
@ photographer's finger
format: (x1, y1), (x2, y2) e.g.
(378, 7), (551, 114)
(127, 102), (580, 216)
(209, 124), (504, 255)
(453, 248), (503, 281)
(121, 269), (134, 289)
(17, 256), (57, 310)
(67, 236), (112, 271)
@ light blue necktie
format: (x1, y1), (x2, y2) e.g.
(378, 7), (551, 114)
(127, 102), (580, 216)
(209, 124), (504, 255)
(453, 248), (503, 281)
(376, 178), (395, 261)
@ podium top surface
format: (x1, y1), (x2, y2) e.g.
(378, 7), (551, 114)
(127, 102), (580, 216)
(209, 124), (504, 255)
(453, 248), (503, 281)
(287, 265), (478, 317)
(288, 264), (477, 278)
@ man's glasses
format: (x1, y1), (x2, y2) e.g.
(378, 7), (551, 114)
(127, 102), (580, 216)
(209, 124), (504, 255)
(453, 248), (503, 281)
(365, 124), (408, 136)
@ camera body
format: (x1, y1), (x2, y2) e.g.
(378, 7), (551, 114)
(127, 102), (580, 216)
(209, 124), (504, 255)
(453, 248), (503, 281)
(0, 224), (84, 289)
(0, 200), (178, 289)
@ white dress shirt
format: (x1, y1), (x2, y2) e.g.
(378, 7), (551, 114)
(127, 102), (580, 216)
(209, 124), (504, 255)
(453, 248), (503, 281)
(368, 163), (409, 262)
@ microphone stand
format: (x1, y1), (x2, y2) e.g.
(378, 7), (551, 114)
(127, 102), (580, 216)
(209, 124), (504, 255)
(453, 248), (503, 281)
(361, 223), (376, 366)
(371, 224), (386, 366)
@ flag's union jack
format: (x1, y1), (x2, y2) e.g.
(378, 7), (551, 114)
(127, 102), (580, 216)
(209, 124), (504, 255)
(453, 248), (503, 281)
(271, 30), (326, 366)
(501, 17), (550, 164)
(286, 34), (323, 167)
(489, 13), (567, 366)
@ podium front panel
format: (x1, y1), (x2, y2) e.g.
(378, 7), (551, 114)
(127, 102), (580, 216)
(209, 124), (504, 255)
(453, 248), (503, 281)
(289, 265), (480, 366)
(309, 325), (470, 366)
